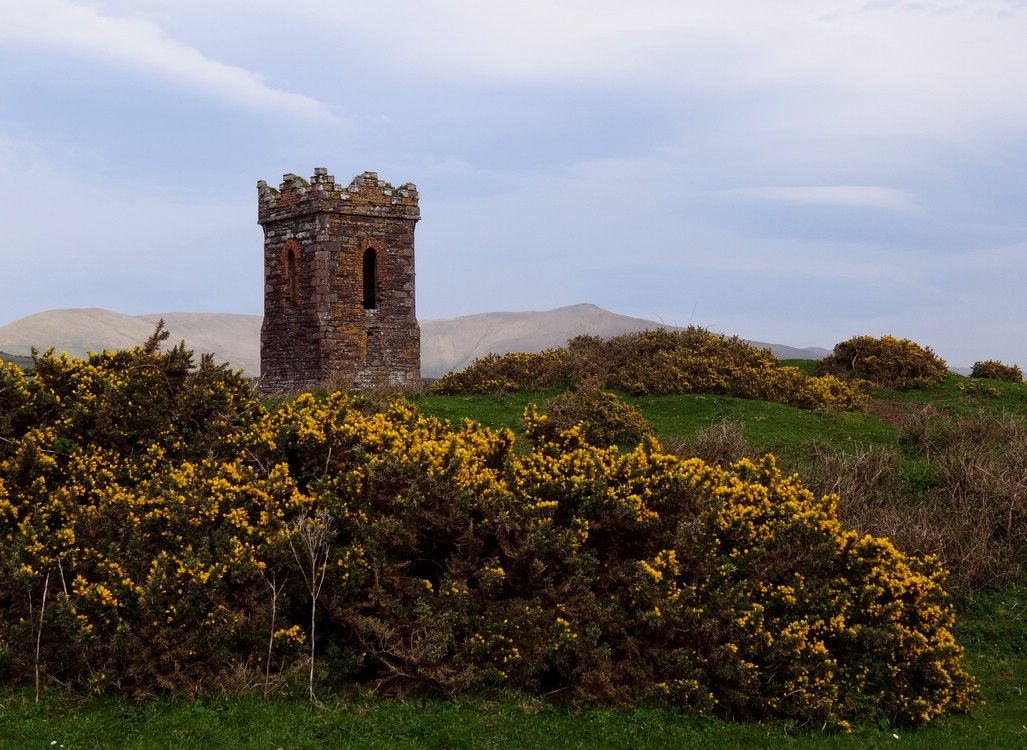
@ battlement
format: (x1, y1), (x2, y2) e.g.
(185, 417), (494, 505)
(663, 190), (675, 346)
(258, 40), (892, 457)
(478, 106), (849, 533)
(257, 168), (419, 225)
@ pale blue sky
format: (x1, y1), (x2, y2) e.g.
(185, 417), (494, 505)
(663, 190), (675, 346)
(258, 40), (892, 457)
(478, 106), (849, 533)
(2, 0), (1026, 368)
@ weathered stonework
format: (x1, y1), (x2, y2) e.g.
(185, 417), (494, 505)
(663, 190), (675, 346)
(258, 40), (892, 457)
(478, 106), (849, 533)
(258, 168), (420, 391)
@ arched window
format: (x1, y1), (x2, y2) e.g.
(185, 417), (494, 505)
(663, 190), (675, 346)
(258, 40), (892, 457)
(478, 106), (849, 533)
(362, 248), (378, 310)
(286, 246), (300, 308)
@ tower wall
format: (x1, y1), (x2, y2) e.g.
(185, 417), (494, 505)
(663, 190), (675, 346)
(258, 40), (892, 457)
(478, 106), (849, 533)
(258, 168), (420, 391)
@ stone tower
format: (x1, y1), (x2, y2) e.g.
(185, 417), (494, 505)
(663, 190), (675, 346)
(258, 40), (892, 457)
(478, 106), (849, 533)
(258, 168), (420, 391)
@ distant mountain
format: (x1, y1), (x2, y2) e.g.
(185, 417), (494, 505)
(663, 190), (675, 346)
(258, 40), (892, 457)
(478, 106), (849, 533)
(420, 303), (828, 376)
(0, 350), (34, 371)
(136, 312), (263, 375)
(0, 309), (163, 358)
(0, 304), (828, 379)
(0, 309), (263, 374)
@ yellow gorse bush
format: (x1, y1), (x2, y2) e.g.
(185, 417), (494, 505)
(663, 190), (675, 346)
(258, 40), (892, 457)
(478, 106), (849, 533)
(819, 335), (948, 390)
(0, 336), (977, 726)
(432, 328), (867, 411)
(970, 359), (1023, 383)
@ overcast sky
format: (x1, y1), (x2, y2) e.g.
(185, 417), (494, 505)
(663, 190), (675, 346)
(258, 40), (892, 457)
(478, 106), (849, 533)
(2, 0), (1026, 368)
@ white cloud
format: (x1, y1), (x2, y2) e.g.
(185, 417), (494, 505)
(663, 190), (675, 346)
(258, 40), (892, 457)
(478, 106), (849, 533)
(725, 185), (923, 212)
(300, 1), (765, 84)
(0, 0), (343, 123)
(293, 0), (1027, 143)
(751, 2), (1027, 138)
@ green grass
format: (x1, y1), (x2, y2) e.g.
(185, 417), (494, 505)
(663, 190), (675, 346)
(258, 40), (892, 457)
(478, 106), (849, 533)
(873, 373), (1027, 418)
(632, 392), (896, 454)
(3, 676), (1025, 750)
(951, 576), (1027, 746)
(413, 373), (1027, 470)
(413, 389), (563, 446)
(413, 389), (899, 464)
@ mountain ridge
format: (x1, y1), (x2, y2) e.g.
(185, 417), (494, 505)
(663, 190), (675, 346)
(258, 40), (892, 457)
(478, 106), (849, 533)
(0, 305), (829, 378)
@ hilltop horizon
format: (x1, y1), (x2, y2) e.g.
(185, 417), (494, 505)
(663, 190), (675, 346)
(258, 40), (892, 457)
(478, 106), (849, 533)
(0, 304), (833, 378)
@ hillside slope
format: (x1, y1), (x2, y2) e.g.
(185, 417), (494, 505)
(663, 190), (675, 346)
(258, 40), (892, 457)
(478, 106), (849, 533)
(136, 312), (263, 375)
(0, 309), (164, 360)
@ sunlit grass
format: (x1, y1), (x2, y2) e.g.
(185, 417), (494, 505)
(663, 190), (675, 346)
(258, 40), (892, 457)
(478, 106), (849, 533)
(3, 675), (1026, 750)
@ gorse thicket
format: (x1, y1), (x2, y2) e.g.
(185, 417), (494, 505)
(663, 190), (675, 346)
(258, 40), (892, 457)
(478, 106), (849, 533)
(0, 333), (978, 728)
(432, 328), (867, 411)
(970, 359), (1024, 383)
(818, 335), (948, 389)
(522, 379), (653, 446)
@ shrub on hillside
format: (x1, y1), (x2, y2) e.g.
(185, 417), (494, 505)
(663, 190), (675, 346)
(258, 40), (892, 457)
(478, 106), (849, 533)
(739, 365), (868, 411)
(522, 380), (653, 447)
(433, 328), (867, 412)
(818, 335), (948, 389)
(660, 420), (754, 468)
(0, 328), (269, 692)
(795, 410), (1027, 598)
(0, 362), (33, 438)
(956, 380), (1001, 399)
(568, 328), (776, 395)
(971, 359), (1023, 383)
(0, 322), (258, 461)
(896, 411), (1027, 594)
(430, 349), (571, 394)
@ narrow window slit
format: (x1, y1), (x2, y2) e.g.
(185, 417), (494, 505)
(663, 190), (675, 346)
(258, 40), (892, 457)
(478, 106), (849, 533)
(362, 248), (378, 310)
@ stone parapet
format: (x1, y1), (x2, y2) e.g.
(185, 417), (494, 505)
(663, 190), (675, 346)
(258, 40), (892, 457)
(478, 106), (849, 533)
(257, 168), (419, 224)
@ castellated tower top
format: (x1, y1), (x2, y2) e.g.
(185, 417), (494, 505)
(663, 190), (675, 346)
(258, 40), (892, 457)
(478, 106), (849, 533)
(257, 168), (419, 225)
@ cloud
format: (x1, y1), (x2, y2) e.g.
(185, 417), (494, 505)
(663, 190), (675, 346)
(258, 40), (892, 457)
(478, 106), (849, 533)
(0, 0), (343, 123)
(304, 2), (766, 85)
(725, 185), (924, 212)
(299, 0), (1027, 144)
